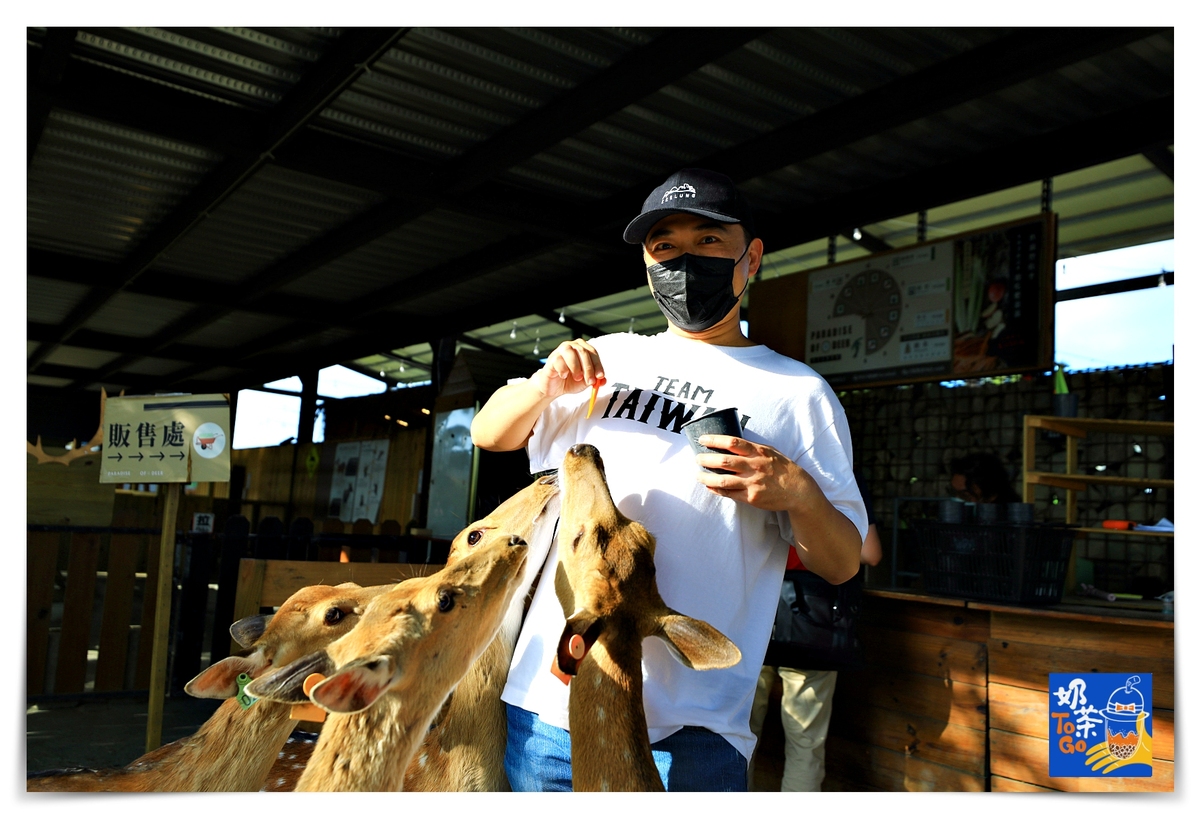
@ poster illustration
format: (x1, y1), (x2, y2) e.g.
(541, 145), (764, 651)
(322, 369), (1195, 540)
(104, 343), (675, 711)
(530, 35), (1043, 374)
(327, 439), (390, 524)
(328, 441), (360, 523)
(795, 213), (1053, 388)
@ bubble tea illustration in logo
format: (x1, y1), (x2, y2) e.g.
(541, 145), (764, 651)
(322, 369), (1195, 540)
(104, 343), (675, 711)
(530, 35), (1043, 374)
(193, 422), (227, 458)
(1092, 676), (1153, 770)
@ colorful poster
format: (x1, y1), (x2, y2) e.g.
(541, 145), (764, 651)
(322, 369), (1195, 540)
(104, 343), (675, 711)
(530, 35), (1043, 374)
(799, 214), (1053, 387)
(1049, 673), (1153, 778)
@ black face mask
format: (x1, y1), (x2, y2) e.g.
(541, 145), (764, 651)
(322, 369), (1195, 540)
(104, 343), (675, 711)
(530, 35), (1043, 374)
(646, 246), (750, 332)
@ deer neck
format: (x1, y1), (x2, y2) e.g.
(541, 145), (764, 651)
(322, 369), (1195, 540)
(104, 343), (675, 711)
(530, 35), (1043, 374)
(568, 634), (664, 792)
(26, 698), (296, 792)
(403, 600), (521, 791)
(151, 697), (297, 791)
(298, 689), (447, 792)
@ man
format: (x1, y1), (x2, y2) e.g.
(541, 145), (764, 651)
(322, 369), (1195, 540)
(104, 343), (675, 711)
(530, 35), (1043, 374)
(471, 168), (866, 791)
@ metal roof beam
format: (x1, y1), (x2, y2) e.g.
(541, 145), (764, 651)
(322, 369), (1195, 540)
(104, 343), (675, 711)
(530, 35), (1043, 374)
(33, 28), (409, 378)
(27, 28), (78, 166)
(701, 27), (1168, 184)
(1143, 142), (1174, 181)
(756, 95), (1174, 251)
(26, 322), (212, 365)
(536, 311), (607, 340)
(27, 249), (340, 324)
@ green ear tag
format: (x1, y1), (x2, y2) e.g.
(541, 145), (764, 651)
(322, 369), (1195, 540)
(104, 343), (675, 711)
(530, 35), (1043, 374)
(235, 672), (258, 710)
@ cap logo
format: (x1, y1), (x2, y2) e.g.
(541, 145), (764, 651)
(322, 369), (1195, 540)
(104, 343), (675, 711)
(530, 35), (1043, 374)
(661, 184), (697, 203)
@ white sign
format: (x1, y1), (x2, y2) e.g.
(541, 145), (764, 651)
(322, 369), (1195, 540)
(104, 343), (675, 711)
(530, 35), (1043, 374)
(191, 512), (215, 533)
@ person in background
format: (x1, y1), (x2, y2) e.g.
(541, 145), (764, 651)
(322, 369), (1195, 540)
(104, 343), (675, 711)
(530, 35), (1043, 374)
(747, 468), (881, 792)
(949, 452), (1022, 504)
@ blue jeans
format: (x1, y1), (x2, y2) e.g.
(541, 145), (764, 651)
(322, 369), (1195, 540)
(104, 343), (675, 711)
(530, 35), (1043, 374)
(504, 703), (748, 792)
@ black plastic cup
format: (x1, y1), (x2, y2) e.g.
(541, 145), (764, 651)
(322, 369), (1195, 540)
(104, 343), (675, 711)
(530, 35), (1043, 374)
(680, 408), (742, 475)
(975, 503), (1002, 525)
(1006, 502), (1035, 525)
(938, 499), (965, 524)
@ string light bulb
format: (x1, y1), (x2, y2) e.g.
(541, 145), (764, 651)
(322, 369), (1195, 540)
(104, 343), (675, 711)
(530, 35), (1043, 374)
(510, 321), (518, 339)
(399, 362), (405, 372)
(558, 310), (566, 323)
(533, 330), (541, 357)
(852, 228), (863, 241)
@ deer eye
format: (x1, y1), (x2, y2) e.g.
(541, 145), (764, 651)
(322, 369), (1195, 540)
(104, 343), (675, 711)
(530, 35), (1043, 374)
(436, 590), (456, 613)
(467, 530), (483, 546)
(324, 608), (345, 625)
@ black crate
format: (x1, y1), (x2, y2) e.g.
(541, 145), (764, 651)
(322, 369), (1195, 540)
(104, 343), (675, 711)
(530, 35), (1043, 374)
(912, 520), (1076, 605)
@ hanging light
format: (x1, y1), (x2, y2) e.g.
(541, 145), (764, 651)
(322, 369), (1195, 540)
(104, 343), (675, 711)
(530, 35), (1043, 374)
(399, 362), (405, 372)
(852, 228), (863, 241)
(558, 310), (566, 323)
(510, 321), (518, 339)
(533, 331), (541, 357)
(628, 317), (635, 332)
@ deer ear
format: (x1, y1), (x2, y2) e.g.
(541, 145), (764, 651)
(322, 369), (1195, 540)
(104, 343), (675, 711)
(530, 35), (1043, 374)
(309, 656), (395, 713)
(230, 614), (272, 648)
(653, 612), (742, 671)
(244, 651), (333, 704)
(185, 654), (265, 699)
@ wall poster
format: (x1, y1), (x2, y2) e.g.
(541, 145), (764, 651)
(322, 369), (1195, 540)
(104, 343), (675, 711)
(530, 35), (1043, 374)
(751, 213), (1056, 389)
(327, 439), (391, 524)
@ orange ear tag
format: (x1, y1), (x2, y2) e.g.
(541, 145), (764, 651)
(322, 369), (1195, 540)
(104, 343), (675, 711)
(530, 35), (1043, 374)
(290, 673), (327, 723)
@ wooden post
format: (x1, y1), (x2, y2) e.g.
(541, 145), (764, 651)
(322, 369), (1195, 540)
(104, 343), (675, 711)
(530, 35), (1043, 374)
(146, 482), (181, 753)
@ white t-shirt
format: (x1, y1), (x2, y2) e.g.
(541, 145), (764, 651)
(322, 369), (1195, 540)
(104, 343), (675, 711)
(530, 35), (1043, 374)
(500, 331), (866, 760)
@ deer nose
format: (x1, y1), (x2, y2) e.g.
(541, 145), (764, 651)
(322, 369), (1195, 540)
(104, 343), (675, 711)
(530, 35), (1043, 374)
(508, 534), (527, 547)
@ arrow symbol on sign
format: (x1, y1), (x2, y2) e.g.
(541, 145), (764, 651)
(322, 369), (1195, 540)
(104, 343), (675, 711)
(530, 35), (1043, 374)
(107, 453), (122, 461)
(131, 452), (144, 461)
(150, 452), (165, 461)
(171, 452), (186, 460)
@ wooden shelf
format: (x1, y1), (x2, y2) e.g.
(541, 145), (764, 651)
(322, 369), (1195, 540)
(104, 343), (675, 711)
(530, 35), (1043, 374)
(1025, 471), (1174, 491)
(1073, 527), (1174, 538)
(1024, 416), (1174, 438)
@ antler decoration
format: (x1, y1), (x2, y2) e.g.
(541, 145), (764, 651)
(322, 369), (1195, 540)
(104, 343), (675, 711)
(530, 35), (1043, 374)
(26, 388), (121, 466)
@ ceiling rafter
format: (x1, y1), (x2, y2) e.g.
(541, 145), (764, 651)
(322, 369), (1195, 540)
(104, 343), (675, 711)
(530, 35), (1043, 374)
(56, 28), (764, 391)
(27, 28), (78, 166)
(30, 27), (409, 376)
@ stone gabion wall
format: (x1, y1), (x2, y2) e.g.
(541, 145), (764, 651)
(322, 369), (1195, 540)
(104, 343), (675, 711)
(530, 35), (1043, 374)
(839, 363), (1174, 595)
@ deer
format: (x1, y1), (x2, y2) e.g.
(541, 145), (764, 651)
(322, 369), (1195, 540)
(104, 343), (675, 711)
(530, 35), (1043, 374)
(244, 533), (530, 791)
(401, 473), (560, 791)
(550, 443), (742, 791)
(27, 581), (389, 792)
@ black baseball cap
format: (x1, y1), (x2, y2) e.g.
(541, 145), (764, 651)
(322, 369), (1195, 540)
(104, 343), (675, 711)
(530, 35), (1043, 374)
(623, 168), (756, 245)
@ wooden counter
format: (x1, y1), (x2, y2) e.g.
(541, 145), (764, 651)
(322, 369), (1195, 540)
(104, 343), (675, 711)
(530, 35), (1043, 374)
(818, 589), (1174, 792)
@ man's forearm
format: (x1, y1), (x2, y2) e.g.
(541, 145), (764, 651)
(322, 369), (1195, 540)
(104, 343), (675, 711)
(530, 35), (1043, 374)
(471, 381), (555, 452)
(787, 493), (863, 585)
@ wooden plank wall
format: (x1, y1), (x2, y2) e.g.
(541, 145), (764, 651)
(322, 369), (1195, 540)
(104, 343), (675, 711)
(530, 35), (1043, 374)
(26, 528), (159, 697)
(824, 596), (989, 792)
(986, 610), (1174, 792)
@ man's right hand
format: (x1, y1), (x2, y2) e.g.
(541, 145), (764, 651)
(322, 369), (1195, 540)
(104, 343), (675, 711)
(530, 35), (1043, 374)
(530, 339), (606, 400)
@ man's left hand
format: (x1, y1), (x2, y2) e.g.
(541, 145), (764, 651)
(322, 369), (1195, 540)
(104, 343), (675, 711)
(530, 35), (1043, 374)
(694, 435), (809, 512)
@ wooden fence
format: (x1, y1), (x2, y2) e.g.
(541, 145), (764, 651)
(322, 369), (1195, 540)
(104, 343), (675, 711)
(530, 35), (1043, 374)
(26, 517), (449, 700)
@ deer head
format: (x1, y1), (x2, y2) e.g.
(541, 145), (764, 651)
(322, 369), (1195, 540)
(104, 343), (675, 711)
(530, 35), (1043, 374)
(184, 581), (389, 699)
(552, 443), (741, 677)
(246, 535), (530, 714)
(445, 472), (559, 566)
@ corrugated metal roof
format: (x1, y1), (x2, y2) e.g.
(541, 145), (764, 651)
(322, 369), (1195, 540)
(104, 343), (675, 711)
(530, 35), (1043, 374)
(26, 26), (1173, 395)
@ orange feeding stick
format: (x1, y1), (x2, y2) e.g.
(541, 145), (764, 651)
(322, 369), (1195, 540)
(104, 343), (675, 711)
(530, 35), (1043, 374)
(586, 377), (605, 419)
